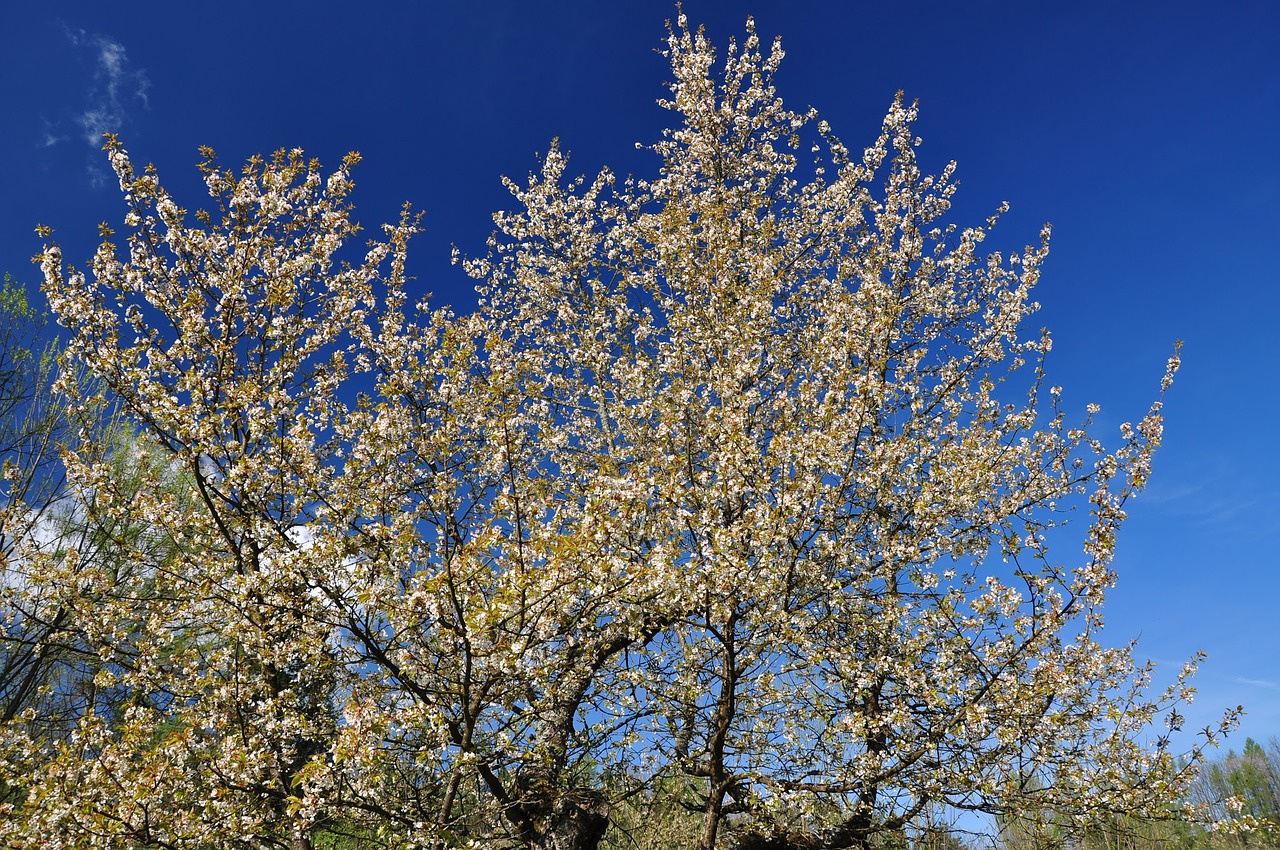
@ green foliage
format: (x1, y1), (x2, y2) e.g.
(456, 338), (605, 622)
(987, 739), (1280, 850)
(1192, 738), (1280, 847)
(601, 776), (705, 850)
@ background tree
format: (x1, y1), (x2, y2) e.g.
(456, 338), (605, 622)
(1190, 738), (1280, 846)
(0, 271), (70, 729)
(9, 13), (1239, 850)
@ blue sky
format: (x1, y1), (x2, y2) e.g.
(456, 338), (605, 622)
(2, 2), (1277, 750)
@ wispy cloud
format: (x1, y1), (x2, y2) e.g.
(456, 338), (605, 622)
(1232, 677), (1280, 692)
(41, 118), (65, 149)
(60, 27), (150, 149)
(1142, 473), (1280, 540)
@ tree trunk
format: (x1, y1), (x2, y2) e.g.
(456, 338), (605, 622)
(529, 788), (610, 850)
(291, 826), (314, 850)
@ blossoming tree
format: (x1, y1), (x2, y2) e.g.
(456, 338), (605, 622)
(7, 14), (1237, 850)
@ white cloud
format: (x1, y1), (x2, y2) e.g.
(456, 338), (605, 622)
(60, 27), (150, 149)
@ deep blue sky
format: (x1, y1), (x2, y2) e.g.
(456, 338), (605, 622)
(2, 2), (1277, 749)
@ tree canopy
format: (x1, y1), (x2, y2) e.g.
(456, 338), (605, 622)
(4, 14), (1238, 850)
